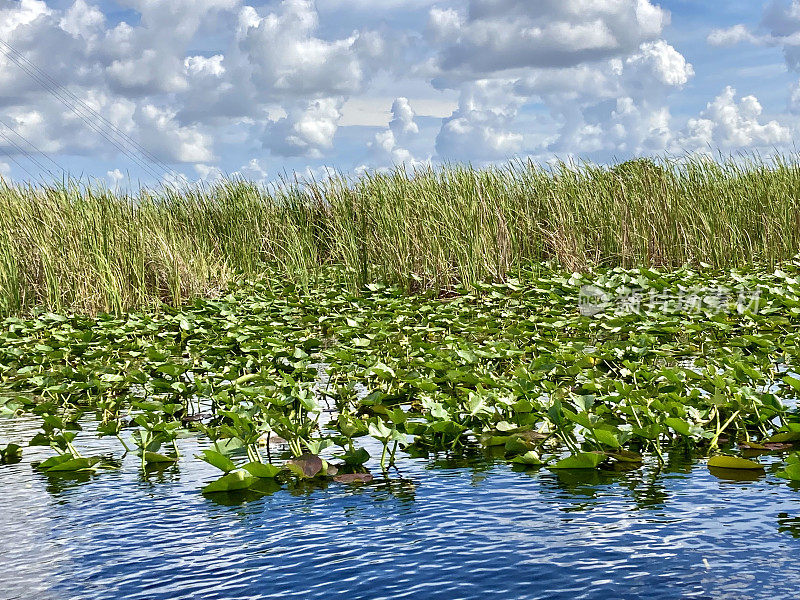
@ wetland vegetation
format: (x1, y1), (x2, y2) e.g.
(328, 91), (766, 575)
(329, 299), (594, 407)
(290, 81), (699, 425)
(1, 260), (800, 495)
(1, 156), (800, 498)
(3, 156), (800, 315)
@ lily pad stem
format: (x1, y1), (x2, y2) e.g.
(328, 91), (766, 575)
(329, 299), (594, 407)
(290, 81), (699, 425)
(709, 410), (740, 450)
(116, 435), (131, 454)
(380, 441), (388, 472)
(66, 441), (82, 458)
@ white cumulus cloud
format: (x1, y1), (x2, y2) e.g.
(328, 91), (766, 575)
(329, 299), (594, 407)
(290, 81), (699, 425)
(366, 97), (426, 169)
(677, 86), (791, 152)
(0, 0), (795, 182)
(427, 0), (669, 81)
(264, 98), (343, 158)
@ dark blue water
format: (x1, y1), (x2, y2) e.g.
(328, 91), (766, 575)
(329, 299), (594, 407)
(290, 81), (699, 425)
(2, 415), (800, 600)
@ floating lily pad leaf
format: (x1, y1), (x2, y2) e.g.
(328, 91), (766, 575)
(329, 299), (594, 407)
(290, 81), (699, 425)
(286, 454), (323, 478)
(739, 442), (768, 450)
(144, 452), (178, 464)
(249, 478), (282, 496)
(707, 455), (764, 470)
(765, 432), (800, 443)
(664, 417), (691, 436)
(35, 454), (75, 470)
(510, 451), (544, 466)
(609, 450), (643, 463)
(334, 472), (374, 484)
(242, 461), (280, 478)
(550, 452), (605, 470)
(47, 456), (100, 472)
(776, 463), (800, 481)
(0, 443), (22, 464)
(198, 449), (236, 473)
(202, 470), (256, 494)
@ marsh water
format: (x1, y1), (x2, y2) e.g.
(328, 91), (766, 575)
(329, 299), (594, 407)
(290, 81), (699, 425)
(2, 415), (800, 600)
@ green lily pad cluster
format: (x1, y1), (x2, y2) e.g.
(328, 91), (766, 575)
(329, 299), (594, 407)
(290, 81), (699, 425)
(1, 262), (800, 491)
(194, 446), (371, 495)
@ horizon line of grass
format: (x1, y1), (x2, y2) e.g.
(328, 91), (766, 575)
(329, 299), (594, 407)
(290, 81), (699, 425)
(2, 153), (800, 315)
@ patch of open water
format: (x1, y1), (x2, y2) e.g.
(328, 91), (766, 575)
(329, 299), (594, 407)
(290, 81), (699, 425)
(2, 415), (800, 600)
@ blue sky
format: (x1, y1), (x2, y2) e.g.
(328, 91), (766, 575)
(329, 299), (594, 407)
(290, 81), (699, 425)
(0, 0), (798, 187)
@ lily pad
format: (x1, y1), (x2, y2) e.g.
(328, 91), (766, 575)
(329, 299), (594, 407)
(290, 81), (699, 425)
(510, 451), (544, 466)
(0, 443), (22, 464)
(504, 436), (533, 456)
(594, 429), (622, 448)
(286, 454), (323, 479)
(202, 470), (256, 494)
(664, 417), (691, 437)
(47, 456), (100, 472)
(550, 452), (605, 470)
(480, 434), (511, 447)
(739, 442), (768, 450)
(198, 449), (236, 473)
(765, 432), (800, 444)
(35, 454), (75, 470)
(144, 451), (178, 464)
(242, 461), (281, 478)
(608, 450), (643, 463)
(776, 463), (800, 481)
(515, 430), (548, 442)
(764, 442), (795, 451)
(707, 455), (764, 470)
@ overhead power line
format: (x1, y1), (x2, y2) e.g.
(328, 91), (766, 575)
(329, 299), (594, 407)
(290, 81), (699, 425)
(0, 144), (37, 180)
(0, 128), (51, 175)
(0, 38), (175, 181)
(0, 117), (65, 175)
(0, 39), (173, 173)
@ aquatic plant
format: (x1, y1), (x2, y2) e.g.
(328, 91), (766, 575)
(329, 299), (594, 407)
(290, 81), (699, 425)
(0, 442), (21, 464)
(0, 263), (799, 493)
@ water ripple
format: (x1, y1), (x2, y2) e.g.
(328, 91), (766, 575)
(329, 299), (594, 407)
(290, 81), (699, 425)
(2, 424), (800, 600)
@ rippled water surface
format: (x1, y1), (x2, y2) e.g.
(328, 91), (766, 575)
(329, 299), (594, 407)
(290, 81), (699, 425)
(2, 415), (800, 600)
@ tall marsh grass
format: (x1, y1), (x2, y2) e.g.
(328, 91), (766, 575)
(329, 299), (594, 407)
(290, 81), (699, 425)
(2, 155), (800, 314)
